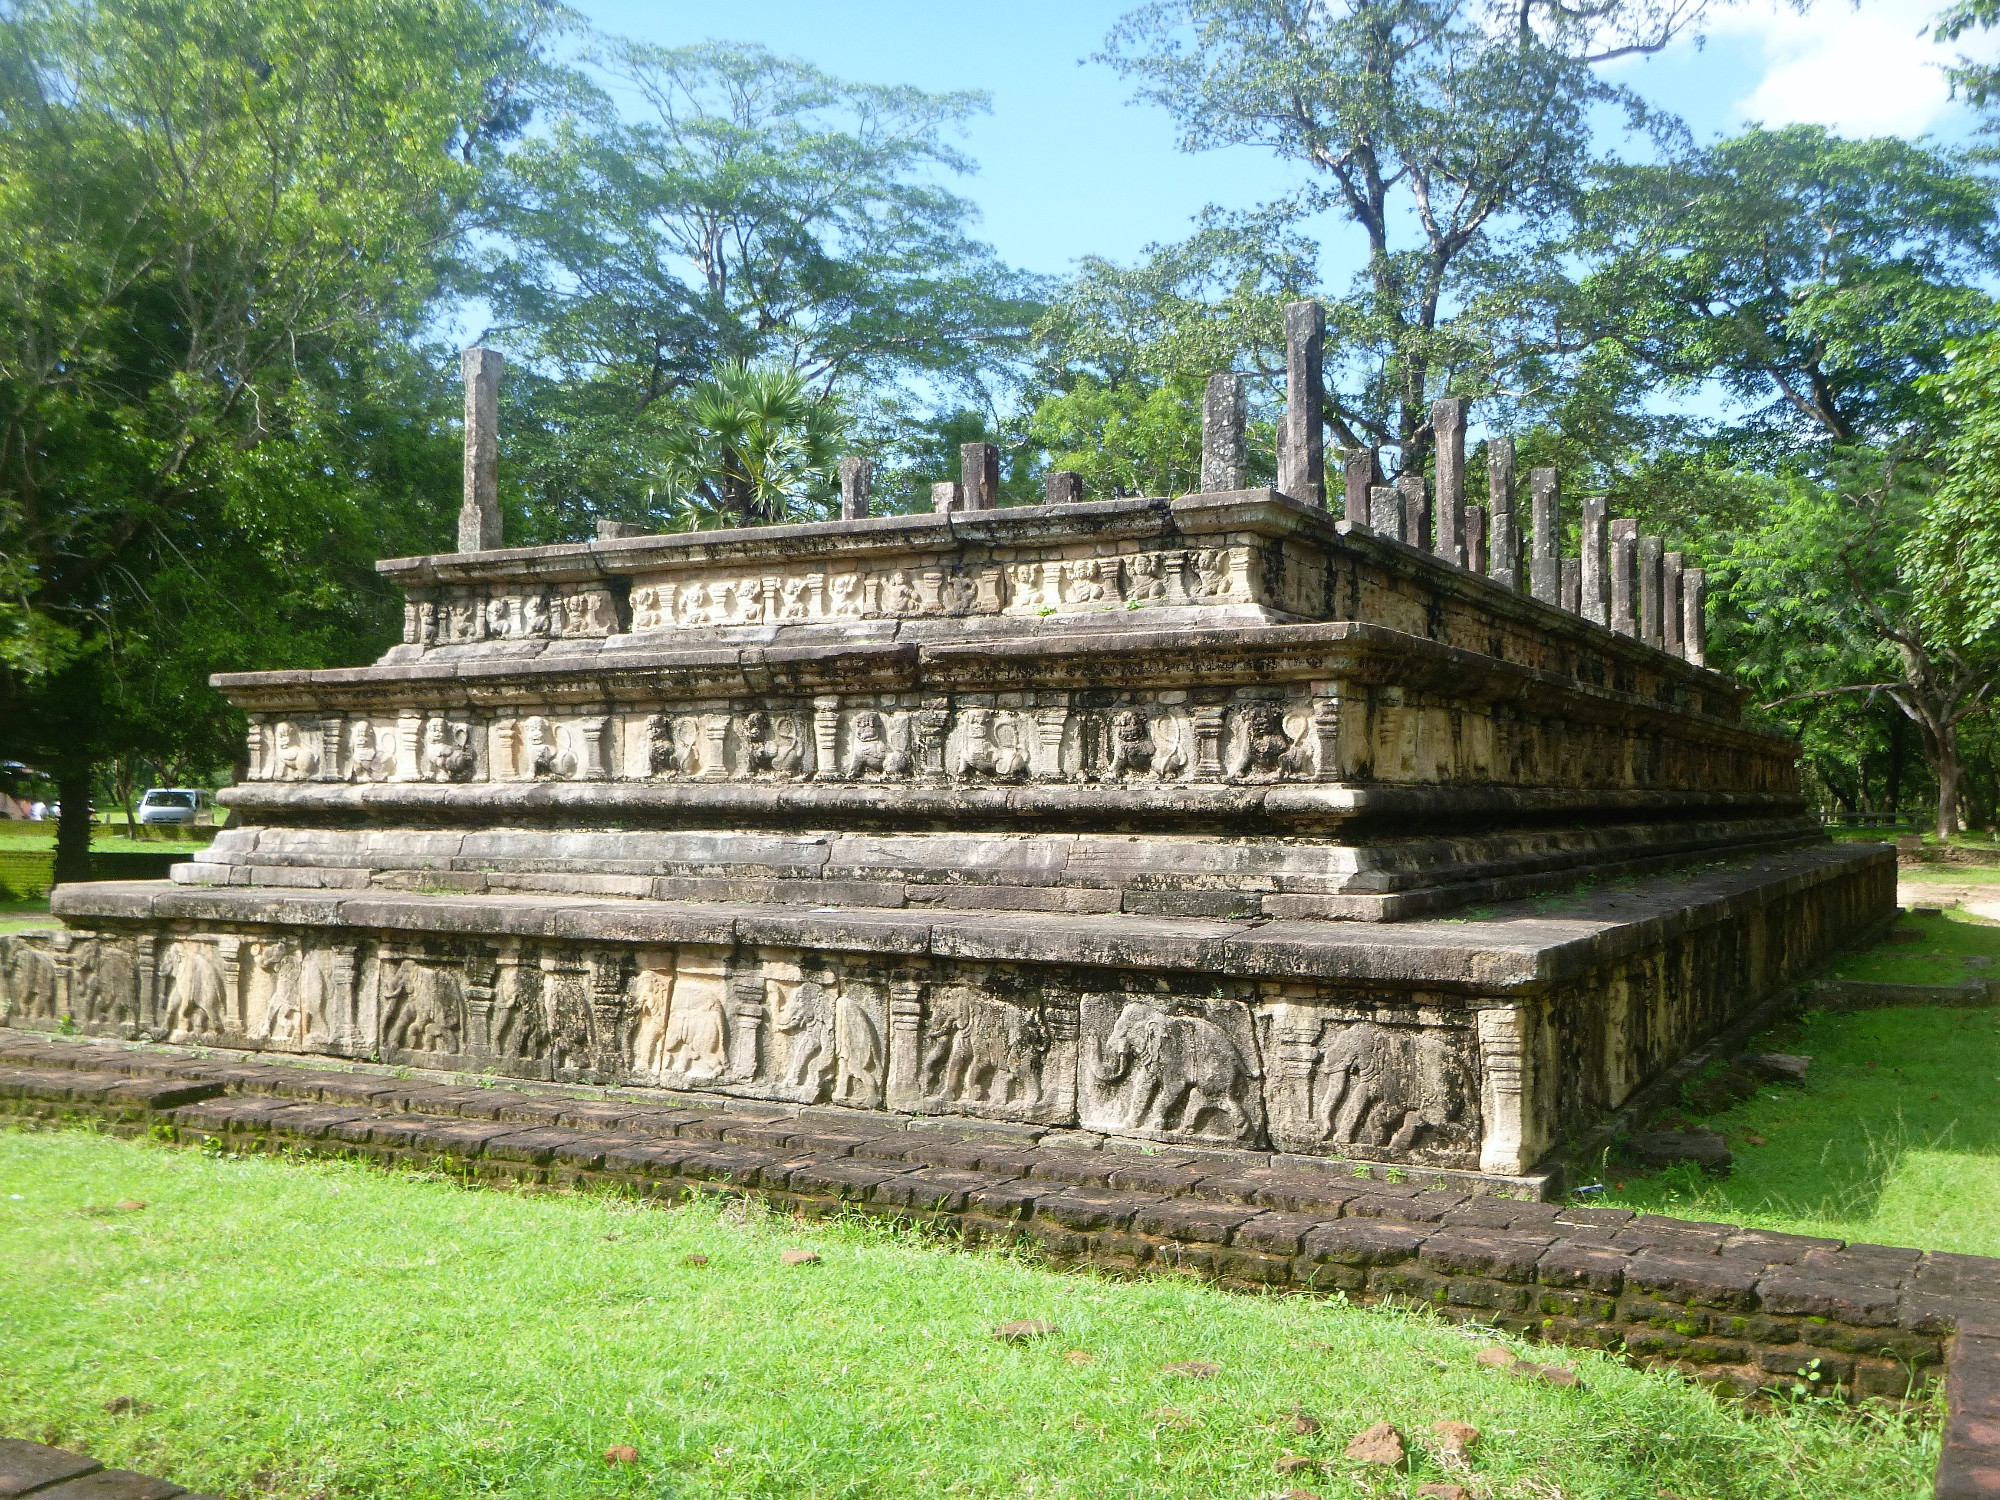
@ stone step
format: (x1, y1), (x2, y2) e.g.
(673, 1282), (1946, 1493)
(0, 1436), (221, 1498)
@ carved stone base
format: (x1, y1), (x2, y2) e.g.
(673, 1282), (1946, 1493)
(3, 842), (1891, 1174)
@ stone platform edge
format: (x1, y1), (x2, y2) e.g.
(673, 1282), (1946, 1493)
(3, 1032), (1996, 1498)
(0, 1436), (220, 1499)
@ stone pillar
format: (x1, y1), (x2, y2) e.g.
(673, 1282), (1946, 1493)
(726, 965), (765, 1084)
(1529, 467), (1561, 606)
(1034, 707), (1069, 781)
(458, 346), (504, 553)
(1191, 704), (1226, 780)
(1663, 551), (1685, 659)
(1431, 397), (1467, 567)
(1684, 568), (1707, 667)
(885, 979), (925, 1111)
(395, 713), (424, 783)
(573, 716), (610, 780)
(1488, 437), (1520, 592)
(1369, 483), (1404, 540)
(1476, 1004), (1538, 1176)
(1609, 518), (1637, 638)
(1561, 559), (1581, 614)
(1045, 471), (1082, 506)
(1201, 374), (1247, 492)
(1396, 472), (1428, 550)
(961, 442), (1000, 511)
(699, 715), (730, 780)
(1279, 300), (1325, 508)
(1580, 494), (1609, 627)
(327, 945), (360, 1054)
(1341, 447), (1379, 528)
(316, 717), (344, 782)
(810, 695), (841, 780)
(1638, 535), (1664, 649)
(838, 457), (871, 521)
(589, 953), (629, 1080)
(1465, 505), (1488, 576)
(931, 481), (964, 514)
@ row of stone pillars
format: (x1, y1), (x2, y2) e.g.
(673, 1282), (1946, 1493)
(1198, 301), (1708, 667)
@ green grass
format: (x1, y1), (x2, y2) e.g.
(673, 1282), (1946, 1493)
(0, 825), (216, 853)
(0, 1129), (1940, 1500)
(1581, 984), (2000, 1255)
(0, 898), (56, 935)
(1824, 909), (2000, 986)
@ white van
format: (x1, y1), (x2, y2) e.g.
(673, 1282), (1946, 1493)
(136, 788), (212, 826)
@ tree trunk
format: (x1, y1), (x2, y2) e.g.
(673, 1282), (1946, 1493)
(1886, 712), (1905, 813)
(53, 757), (94, 886)
(1937, 744), (1962, 840)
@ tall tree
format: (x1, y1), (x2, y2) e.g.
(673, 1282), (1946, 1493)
(0, 0), (555, 878)
(482, 40), (1042, 537)
(1582, 125), (1999, 453)
(1093, 0), (1708, 471)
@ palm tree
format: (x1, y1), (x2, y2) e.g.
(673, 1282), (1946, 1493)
(655, 361), (843, 529)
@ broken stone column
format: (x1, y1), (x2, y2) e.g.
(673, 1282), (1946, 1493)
(1609, 519), (1638, 638)
(1561, 558), (1581, 614)
(1045, 471), (1082, 506)
(1465, 505), (1488, 576)
(961, 443), (1000, 512)
(1529, 467), (1562, 606)
(839, 457), (871, 521)
(1201, 374), (1247, 492)
(1488, 438), (1520, 592)
(1342, 447), (1381, 528)
(1684, 568), (1707, 667)
(1663, 551), (1685, 658)
(1369, 483), (1404, 539)
(1580, 495), (1610, 627)
(1639, 535), (1664, 649)
(1432, 397), (1468, 567)
(1396, 472), (1429, 550)
(595, 521), (647, 540)
(458, 347), (504, 553)
(931, 481), (965, 514)
(1279, 300), (1325, 508)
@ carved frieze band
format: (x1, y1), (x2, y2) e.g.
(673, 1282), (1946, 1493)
(1, 927), (1492, 1168)
(241, 685), (1791, 794)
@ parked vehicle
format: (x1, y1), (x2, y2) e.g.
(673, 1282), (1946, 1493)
(136, 788), (212, 826)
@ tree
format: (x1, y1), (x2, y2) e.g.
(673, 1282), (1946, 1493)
(482, 40), (1043, 539)
(1583, 125), (1999, 454)
(1092, 0), (1710, 471)
(655, 361), (844, 529)
(1717, 451), (1997, 839)
(0, 0), (554, 878)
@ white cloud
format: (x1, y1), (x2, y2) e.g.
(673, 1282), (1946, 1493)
(1714, 0), (1994, 139)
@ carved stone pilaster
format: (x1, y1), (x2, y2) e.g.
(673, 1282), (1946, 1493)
(1034, 707), (1069, 781)
(134, 934), (161, 1039)
(396, 714), (424, 782)
(588, 951), (629, 1078)
(913, 700), (951, 781)
(491, 720), (520, 782)
(884, 980), (925, 1112)
(810, 695), (842, 781)
(572, 716), (611, 780)
(975, 567), (1005, 612)
(463, 945), (499, 1057)
(49, 932), (73, 1021)
(727, 966), (766, 1083)
(1476, 1004), (1535, 1176)
(1191, 705), (1227, 780)
(1037, 983), (1081, 1125)
(215, 935), (245, 1033)
(327, 945), (360, 1053)
(316, 718), (345, 781)
(245, 719), (267, 781)
(699, 715), (731, 781)
(1309, 690), (1345, 782)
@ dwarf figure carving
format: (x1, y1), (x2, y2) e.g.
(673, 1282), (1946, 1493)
(960, 708), (1028, 780)
(881, 570), (919, 614)
(521, 717), (570, 779)
(347, 720), (393, 782)
(272, 722), (317, 781)
(742, 712), (805, 779)
(421, 718), (477, 782)
(1126, 552), (1167, 602)
(643, 714), (679, 777)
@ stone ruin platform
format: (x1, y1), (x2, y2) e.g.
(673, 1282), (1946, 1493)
(1, 486), (1892, 1184)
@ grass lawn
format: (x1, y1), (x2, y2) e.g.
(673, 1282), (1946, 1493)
(0, 1129), (1940, 1500)
(0, 824), (216, 854)
(0, 898), (56, 935)
(1583, 916), (2000, 1254)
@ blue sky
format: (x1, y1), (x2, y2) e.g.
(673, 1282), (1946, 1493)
(570, 0), (1993, 282)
